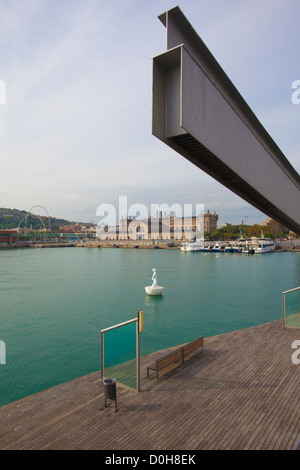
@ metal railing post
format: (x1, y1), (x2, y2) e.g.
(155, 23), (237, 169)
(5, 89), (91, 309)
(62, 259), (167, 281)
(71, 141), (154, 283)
(136, 319), (140, 392)
(282, 287), (300, 327)
(101, 331), (104, 380)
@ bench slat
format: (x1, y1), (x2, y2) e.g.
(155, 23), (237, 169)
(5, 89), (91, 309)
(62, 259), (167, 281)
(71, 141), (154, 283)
(147, 347), (184, 378)
(183, 337), (203, 358)
(158, 348), (183, 369)
(147, 336), (204, 379)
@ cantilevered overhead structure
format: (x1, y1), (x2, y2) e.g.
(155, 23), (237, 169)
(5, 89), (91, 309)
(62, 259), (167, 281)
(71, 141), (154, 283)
(152, 6), (300, 234)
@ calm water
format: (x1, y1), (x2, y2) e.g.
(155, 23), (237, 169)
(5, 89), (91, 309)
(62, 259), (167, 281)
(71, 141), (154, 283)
(0, 247), (299, 406)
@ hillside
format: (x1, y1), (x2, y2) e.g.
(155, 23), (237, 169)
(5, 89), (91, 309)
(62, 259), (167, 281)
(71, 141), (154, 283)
(0, 208), (83, 231)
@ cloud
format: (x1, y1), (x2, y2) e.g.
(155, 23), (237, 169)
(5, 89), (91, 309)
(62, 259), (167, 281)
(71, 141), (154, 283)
(0, 0), (299, 226)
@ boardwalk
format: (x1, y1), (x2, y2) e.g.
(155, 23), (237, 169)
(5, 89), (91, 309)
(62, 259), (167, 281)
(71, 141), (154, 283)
(0, 320), (300, 450)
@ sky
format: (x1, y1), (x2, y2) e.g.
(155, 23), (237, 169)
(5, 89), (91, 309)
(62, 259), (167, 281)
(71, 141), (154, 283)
(0, 0), (299, 227)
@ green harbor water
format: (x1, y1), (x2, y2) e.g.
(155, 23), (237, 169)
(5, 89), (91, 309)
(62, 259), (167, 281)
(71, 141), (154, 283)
(0, 247), (299, 406)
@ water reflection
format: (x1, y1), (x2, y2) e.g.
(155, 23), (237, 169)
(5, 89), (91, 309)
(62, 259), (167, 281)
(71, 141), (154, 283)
(144, 293), (164, 313)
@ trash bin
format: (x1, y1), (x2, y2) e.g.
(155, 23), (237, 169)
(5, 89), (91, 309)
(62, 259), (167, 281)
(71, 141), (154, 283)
(103, 378), (116, 399)
(103, 378), (117, 411)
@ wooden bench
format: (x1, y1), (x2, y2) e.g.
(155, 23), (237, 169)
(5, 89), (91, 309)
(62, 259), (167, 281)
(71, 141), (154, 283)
(147, 336), (203, 379)
(183, 336), (204, 360)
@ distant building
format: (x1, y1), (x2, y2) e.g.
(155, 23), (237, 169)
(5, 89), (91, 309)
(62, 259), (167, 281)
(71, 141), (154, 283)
(204, 210), (218, 233)
(57, 224), (96, 235)
(97, 210), (218, 241)
(260, 217), (273, 226)
(58, 224), (84, 233)
(0, 230), (18, 244)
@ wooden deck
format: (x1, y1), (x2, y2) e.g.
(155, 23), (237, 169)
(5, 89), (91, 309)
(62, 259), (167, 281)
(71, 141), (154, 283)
(1, 320), (300, 450)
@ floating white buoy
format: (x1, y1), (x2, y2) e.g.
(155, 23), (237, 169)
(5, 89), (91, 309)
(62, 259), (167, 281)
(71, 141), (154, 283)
(145, 268), (164, 296)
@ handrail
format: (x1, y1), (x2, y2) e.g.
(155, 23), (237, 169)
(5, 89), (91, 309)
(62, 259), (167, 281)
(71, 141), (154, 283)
(282, 287), (300, 295)
(101, 318), (137, 333)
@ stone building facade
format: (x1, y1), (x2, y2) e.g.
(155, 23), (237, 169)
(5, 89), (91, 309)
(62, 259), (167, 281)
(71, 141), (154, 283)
(97, 210), (218, 241)
(204, 210), (218, 233)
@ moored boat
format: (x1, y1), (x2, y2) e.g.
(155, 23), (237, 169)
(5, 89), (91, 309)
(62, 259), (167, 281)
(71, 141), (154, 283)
(242, 244), (255, 254)
(181, 238), (204, 252)
(242, 233), (276, 254)
(201, 244), (214, 252)
(232, 236), (248, 253)
(251, 236), (276, 253)
(212, 244), (226, 252)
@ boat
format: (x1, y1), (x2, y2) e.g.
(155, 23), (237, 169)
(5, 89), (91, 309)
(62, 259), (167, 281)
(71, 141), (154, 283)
(242, 233), (276, 254)
(212, 244), (220, 252)
(242, 243), (255, 254)
(212, 243), (226, 252)
(201, 244), (214, 252)
(250, 235), (276, 254)
(231, 233), (249, 253)
(181, 238), (204, 252)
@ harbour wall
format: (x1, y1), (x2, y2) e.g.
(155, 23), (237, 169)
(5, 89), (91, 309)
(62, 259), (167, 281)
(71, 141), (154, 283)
(77, 239), (179, 249)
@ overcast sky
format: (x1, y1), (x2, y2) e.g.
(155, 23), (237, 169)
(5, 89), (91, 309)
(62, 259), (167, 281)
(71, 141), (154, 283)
(0, 0), (299, 226)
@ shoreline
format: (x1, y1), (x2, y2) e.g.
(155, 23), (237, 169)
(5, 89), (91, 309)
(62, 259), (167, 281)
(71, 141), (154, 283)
(0, 240), (299, 251)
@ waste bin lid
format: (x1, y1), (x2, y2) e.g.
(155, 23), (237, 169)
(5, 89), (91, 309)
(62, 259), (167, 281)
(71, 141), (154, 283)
(104, 378), (116, 384)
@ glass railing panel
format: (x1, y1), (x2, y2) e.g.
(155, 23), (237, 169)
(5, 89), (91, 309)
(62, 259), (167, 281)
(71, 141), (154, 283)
(102, 320), (137, 389)
(283, 287), (300, 328)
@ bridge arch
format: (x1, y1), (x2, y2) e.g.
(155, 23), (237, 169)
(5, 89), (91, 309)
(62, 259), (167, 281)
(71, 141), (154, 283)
(18, 205), (51, 232)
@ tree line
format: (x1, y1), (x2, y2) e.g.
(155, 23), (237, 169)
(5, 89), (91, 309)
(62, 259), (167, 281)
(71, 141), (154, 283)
(207, 220), (291, 240)
(0, 207), (75, 231)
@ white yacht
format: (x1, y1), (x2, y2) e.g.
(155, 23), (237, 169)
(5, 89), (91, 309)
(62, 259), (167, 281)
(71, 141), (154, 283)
(181, 238), (204, 252)
(242, 242), (255, 254)
(231, 234), (249, 253)
(242, 233), (276, 254)
(251, 236), (276, 253)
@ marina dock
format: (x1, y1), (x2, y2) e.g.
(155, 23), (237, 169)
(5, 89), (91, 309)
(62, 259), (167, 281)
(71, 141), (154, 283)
(1, 319), (300, 450)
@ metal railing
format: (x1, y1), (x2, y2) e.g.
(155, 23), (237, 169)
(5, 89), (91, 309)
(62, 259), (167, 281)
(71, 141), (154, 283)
(100, 312), (143, 391)
(282, 287), (300, 328)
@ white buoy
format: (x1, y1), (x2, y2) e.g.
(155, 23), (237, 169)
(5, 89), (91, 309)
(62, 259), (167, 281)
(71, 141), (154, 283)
(145, 268), (164, 296)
